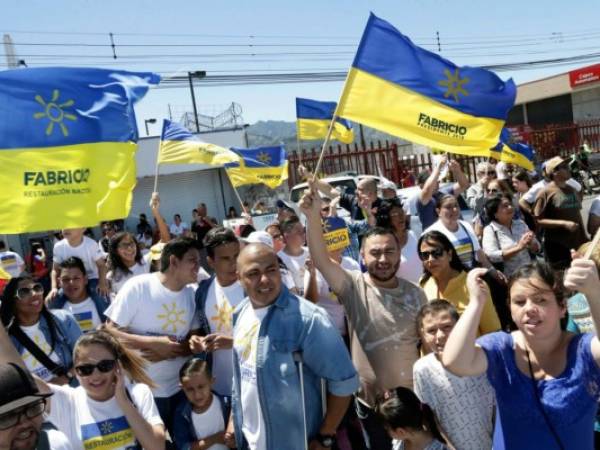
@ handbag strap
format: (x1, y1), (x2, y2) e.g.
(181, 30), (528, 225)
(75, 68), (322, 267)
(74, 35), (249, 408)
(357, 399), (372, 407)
(526, 349), (565, 450)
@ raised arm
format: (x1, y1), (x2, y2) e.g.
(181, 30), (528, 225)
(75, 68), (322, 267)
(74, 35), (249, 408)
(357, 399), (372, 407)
(298, 165), (340, 199)
(419, 155), (445, 205)
(149, 193), (171, 244)
(448, 158), (469, 196)
(441, 268), (489, 376)
(300, 181), (348, 294)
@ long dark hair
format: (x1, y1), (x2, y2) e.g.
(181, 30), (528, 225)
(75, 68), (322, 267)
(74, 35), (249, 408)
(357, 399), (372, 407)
(0, 275), (61, 351)
(375, 386), (446, 444)
(418, 231), (467, 285)
(107, 232), (143, 276)
(375, 198), (409, 230)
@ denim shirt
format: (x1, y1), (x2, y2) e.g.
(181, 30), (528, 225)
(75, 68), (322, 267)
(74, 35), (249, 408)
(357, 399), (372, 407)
(231, 286), (359, 450)
(48, 287), (110, 323)
(172, 392), (230, 450)
(10, 309), (82, 370)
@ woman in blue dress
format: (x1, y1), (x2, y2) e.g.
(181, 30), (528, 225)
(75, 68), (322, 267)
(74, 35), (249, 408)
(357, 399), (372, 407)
(442, 258), (600, 450)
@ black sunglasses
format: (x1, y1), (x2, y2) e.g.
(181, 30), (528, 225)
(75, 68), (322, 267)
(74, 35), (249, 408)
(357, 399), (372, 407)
(0, 400), (46, 430)
(419, 248), (445, 261)
(15, 284), (44, 300)
(75, 359), (116, 377)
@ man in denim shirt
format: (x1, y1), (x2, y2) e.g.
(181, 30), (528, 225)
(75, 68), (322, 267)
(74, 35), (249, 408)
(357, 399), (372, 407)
(229, 243), (359, 450)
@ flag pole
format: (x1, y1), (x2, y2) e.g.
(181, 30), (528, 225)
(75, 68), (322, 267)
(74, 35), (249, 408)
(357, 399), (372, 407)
(224, 170), (248, 214)
(585, 228), (600, 259)
(312, 116), (337, 182)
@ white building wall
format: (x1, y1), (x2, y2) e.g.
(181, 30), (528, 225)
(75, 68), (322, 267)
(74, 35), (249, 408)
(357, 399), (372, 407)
(572, 86), (600, 122)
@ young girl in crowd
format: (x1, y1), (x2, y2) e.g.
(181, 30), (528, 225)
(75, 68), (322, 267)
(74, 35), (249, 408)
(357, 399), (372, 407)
(39, 329), (165, 450)
(173, 358), (230, 450)
(375, 386), (450, 450)
(443, 258), (600, 450)
(0, 276), (81, 384)
(106, 231), (149, 297)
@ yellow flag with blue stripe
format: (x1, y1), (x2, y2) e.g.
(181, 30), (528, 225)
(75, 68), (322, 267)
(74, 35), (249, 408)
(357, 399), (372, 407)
(490, 128), (535, 171)
(336, 14), (516, 156)
(296, 98), (354, 144)
(225, 146), (288, 189)
(158, 119), (240, 165)
(0, 67), (159, 234)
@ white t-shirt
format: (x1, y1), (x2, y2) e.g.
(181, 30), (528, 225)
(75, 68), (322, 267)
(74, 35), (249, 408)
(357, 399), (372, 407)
(425, 220), (480, 269)
(277, 247), (309, 295)
(205, 279), (245, 396)
(170, 222), (189, 237)
(523, 178), (582, 204)
(413, 353), (495, 450)
(46, 428), (74, 450)
(105, 273), (200, 398)
(198, 267), (211, 283)
(63, 297), (102, 333)
(191, 393), (228, 450)
(53, 237), (104, 280)
(0, 250), (24, 277)
(47, 383), (163, 450)
(233, 305), (270, 450)
(304, 256), (360, 335)
(396, 231), (423, 284)
(19, 323), (61, 381)
(590, 196), (600, 217)
(108, 260), (150, 297)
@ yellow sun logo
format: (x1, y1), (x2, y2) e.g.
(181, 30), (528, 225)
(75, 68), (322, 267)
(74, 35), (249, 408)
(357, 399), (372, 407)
(236, 321), (259, 360)
(322, 220), (332, 233)
(100, 421), (113, 435)
(438, 68), (470, 103)
(210, 298), (234, 332)
(257, 151), (272, 164)
(157, 302), (187, 334)
(23, 335), (51, 368)
(33, 89), (77, 137)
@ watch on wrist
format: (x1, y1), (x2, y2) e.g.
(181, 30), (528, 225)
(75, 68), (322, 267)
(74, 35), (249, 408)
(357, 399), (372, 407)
(316, 433), (336, 448)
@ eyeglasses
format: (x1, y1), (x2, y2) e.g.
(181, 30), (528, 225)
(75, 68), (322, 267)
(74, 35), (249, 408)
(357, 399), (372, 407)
(74, 359), (116, 377)
(419, 248), (445, 261)
(486, 189), (500, 194)
(15, 284), (44, 300)
(117, 241), (137, 249)
(0, 400), (46, 430)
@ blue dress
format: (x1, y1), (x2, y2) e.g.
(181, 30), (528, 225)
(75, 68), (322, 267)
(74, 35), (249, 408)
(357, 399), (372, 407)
(477, 332), (600, 450)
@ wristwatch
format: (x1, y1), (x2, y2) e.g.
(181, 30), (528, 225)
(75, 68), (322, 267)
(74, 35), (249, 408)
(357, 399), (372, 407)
(316, 433), (336, 448)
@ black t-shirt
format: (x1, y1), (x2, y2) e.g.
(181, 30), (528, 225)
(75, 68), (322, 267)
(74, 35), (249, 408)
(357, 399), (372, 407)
(192, 218), (215, 248)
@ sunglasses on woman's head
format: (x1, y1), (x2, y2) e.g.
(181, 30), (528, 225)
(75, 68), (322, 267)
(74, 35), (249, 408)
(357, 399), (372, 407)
(75, 359), (116, 377)
(419, 248), (445, 261)
(15, 284), (44, 300)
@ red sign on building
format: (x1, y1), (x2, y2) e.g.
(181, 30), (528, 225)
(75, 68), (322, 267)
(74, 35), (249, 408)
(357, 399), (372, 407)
(569, 64), (600, 88)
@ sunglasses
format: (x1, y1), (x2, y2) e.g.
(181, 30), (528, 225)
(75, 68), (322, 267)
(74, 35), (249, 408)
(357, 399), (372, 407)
(15, 284), (44, 300)
(0, 400), (46, 430)
(117, 241), (137, 249)
(74, 359), (116, 377)
(419, 248), (445, 261)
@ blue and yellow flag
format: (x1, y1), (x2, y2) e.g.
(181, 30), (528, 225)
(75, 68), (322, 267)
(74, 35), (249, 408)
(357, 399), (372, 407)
(490, 128), (535, 171)
(336, 14), (516, 156)
(0, 67), (159, 233)
(225, 145), (288, 189)
(296, 98), (354, 144)
(158, 119), (240, 165)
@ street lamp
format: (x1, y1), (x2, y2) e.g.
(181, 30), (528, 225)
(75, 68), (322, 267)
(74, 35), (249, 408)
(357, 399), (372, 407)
(144, 118), (157, 136)
(188, 70), (207, 133)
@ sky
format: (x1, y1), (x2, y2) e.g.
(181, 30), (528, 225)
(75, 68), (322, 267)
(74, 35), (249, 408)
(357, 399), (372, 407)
(3, 0), (600, 136)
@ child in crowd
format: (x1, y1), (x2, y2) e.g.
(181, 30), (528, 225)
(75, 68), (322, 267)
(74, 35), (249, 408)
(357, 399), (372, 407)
(173, 358), (230, 450)
(375, 386), (450, 450)
(47, 227), (108, 301)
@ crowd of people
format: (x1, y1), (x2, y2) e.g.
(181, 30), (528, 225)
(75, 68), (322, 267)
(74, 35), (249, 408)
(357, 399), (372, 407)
(2, 153), (600, 450)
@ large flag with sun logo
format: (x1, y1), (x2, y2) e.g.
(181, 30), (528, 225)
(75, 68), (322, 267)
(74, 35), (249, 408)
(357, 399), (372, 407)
(335, 13), (516, 156)
(0, 67), (160, 233)
(225, 145), (288, 189)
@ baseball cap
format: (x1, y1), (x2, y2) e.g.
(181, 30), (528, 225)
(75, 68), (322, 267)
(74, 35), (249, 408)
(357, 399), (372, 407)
(544, 156), (567, 176)
(0, 363), (52, 415)
(378, 179), (397, 191)
(276, 199), (294, 211)
(245, 231), (274, 249)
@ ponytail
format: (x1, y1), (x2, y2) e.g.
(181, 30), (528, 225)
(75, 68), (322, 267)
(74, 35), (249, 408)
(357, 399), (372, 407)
(73, 328), (156, 389)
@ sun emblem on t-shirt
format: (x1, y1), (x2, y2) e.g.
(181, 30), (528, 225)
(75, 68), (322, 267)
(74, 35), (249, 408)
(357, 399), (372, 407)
(22, 335), (51, 369)
(100, 421), (113, 435)
(210, 298), (234, 332)
(157, 302), (187, 334)
(235, 321), (259, 361)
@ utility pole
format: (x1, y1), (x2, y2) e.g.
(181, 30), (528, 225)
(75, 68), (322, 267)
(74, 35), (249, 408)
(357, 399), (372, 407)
(188, 71), (206, 133)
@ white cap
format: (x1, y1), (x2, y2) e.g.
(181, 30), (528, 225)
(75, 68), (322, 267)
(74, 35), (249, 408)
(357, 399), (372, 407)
(379, 179), (397, 191)
(246, 231), (274, 248)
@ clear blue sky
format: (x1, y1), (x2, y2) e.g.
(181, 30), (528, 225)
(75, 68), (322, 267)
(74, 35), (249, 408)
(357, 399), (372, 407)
(3, 0), (600, 136)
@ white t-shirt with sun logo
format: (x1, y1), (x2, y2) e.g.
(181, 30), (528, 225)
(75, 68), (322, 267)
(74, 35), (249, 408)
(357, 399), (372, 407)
(105, 273), (200, 398)
(233, 305), (270, 450)
(47, 382), (163, 450)
(204, 279), (245, 396)
(19, 322), (62, 381)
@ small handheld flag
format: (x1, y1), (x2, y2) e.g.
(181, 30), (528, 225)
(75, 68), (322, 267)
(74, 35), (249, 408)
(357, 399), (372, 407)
(322, 217), (350, 252)
(296, 98), (354, 144)
(336, 14), (516, 156)
(491, 128), (535, 171)
(225, 145), (288, 189)
(0, 67), (159, 233)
